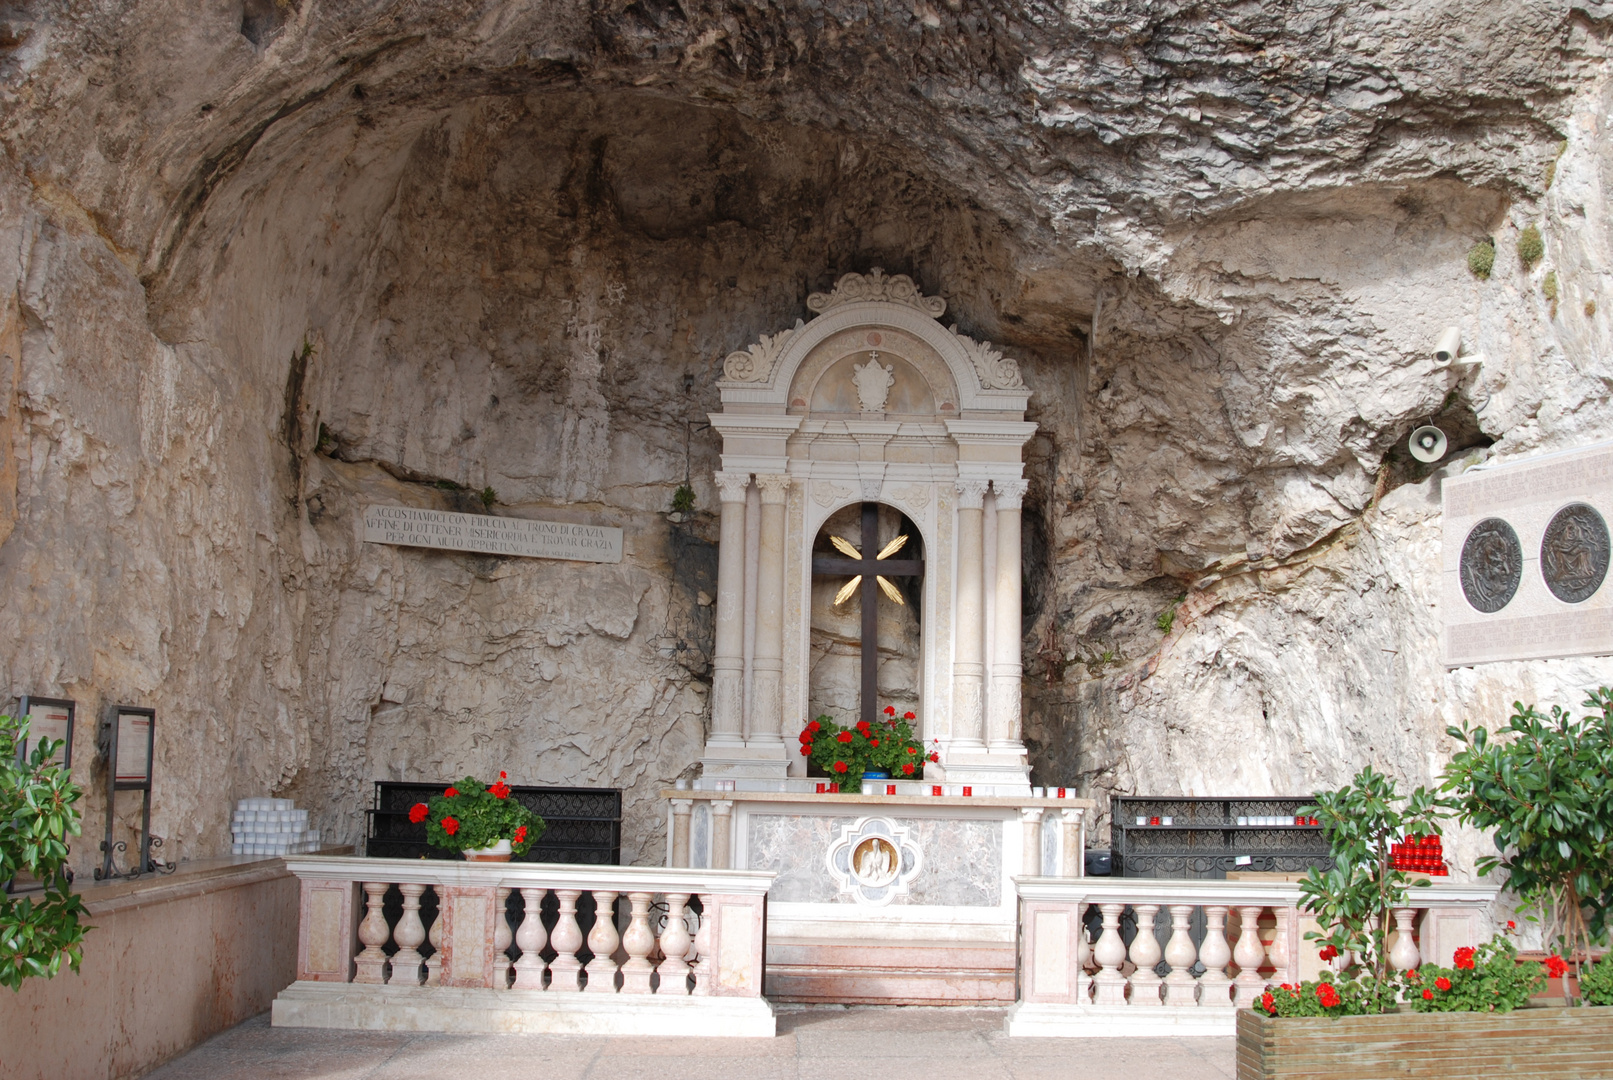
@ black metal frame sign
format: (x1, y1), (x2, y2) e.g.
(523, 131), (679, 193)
(97, 705), (161, 880)
(15, 695), (75, 771)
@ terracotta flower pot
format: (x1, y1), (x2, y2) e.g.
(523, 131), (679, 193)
(463, 839), (513, 862)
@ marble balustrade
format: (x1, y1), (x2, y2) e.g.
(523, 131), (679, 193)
(274, 856), (777, 1036)
(1007, 877), (1500, 1038)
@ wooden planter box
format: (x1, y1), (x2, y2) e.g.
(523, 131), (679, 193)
(1236, 1005), (1613, 1079)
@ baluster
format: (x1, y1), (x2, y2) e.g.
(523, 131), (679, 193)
(1389, 908), (1421, 971)
(1233, 905), (1268, 1005)
(391, 883), (427, 986)
(1092, 903), (1128, 1006)
(1269, 906), (1293, 986)
(492, 887), (514, 988)
(1163, 904), (1199, 1006)
(691, 895), (715, 997)
(657, 892), (693, 995)
(1199, 906), (1234, 1007)
(620, 891), (656, 994)
(424, 907), (443, 986)
(547, 889), (584, 991)
(352, 882), (392, 984)
(583, 891), (620, 993)
(512, 887), (549, 989)
(1128, 904), (1163, 1006)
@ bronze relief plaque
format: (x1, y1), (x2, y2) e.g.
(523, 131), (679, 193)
(1541, 502), (1610, 604)
(1460, 517), (1522, 613)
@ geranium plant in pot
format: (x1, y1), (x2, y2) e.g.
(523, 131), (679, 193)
(412, 772), (545, 862)
(798, 707), (936, 792)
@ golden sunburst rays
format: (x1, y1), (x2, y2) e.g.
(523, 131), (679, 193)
(829, 533), (911, 607)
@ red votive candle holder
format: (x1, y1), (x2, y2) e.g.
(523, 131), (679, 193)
(1057, 787), (1068, 799)
(1150, 816), (1161, 825)
(886, 784), (897, 795)
(932, 785), (943, 796)
(963, 786), (973, 797)
(829, 782), (839, 793)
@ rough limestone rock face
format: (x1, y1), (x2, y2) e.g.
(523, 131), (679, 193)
(1, 0), (1611, 870)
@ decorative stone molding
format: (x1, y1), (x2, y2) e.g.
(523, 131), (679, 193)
(950, 326), (1024, 390)
(859, 477), (884, 501)
(811, 480), (854, 508)
(888, 483), (931, 511)
(825, 816), (924, 906)
(993, 479), (1029, 510)
(852, 353), (895, 412)
(714, 472), (752, 503)
(806, 269), (947, 319)
(955, 480), (988, 509)
(756, 474), (792, 504)
(722, 322), (802, 383)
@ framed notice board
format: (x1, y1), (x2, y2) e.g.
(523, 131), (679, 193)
(15, 695), (75, 770)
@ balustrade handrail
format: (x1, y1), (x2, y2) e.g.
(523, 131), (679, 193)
(283, 854), (775, 895)
(1016, 875), (1499, 908)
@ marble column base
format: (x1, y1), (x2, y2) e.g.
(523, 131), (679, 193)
(700, 745), (791, 782)
(935, 748), (1031, 792)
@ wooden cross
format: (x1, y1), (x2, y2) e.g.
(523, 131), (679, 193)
(810, 502), (925, 728)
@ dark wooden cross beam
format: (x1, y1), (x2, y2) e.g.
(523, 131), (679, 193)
(810, 502), (924, 729)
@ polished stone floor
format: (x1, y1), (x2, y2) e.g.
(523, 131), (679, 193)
(144, 1006), (1236, 1080)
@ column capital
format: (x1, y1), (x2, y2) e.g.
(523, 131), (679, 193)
(714, 471), (752, 503)
(993, 479), (1029, 510)
(669, 798), (694, 812)
(756, 473), (792, 504)
(1060, 806), (1087, 824)
(955, 479), (988, 509)
(1018, 806), (1046, 823)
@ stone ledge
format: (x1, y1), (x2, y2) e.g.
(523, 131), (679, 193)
(1005, 1001), (1237, 1038)
(271, 981), (777, 1037)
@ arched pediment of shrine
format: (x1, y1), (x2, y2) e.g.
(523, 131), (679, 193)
(703, 271), (1036, 792)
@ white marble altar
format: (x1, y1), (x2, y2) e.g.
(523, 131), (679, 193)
(702, 271), (1038, 791)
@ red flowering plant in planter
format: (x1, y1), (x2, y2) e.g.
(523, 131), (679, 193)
(1255, 971), (1379, 1018)
(418, 772), (546, 856)
(798, 707), (936, 792)
(1401, 934), (1543, 1013)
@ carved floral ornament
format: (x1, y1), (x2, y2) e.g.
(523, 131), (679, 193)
(719, 270), (1024, 392)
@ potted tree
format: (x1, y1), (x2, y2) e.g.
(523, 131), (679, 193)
(1238, 692), (1613, 1079)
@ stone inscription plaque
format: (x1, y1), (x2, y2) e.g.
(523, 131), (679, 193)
(362, 505), (623, 563)
(1443, 442), (1613, 666)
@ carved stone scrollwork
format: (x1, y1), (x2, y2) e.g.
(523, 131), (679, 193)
(812, 480), (853, 508)
(756, 474), (792, 504)
(992, 479), (1028, 510)
(955, 480), (988, 510)
(722, 321), (802, 383)
(950, 326), (1025, 390)
(806, 269), (947, 318)
(714, 471), (752, 504)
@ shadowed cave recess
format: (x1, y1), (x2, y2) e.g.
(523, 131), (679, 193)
(0, 0), (1608, 869)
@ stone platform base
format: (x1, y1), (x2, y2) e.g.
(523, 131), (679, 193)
(1005, 1002), (1237, 1038)
(766, 939), (1015, 1005)
(271, 982), (776, 1037)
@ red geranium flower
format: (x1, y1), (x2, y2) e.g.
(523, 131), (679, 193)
(1422, 989), (1434, 1000)
(801, 745), (811, 755)
(513, 825), (527, 843)
(490, 781), (510, 799)
(444, 787), (460, 798)
(1260, 991), (1274, 1013)
(884, 706), (896, 716)
(901, 763), (915, 775)
(1435, 977), (1452, 991)
(499, 771), (507, 779)
(857, 721), (873, 735)
(905, 746), (918, 754)
(809, 720), (821, 732)
(870, 738), (880, 747)
(928, 752), (939, 762)
(408, 802), (429, 824)
(1544, 955), (1569, 978)
(1453, 947), (1475, 971)
(1318, 945), (1339, 962)
(1405, 968), (1420, 982)
(1506, 920), (1517, 931)
(441, 816), (459, 836)
(833, 761), (848, 773)
(904, 711), (916, 720)
(1315, 983), (1340, 1008)
(837, 731), (854, 744)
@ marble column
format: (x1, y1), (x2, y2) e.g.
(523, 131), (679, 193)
(989, 479), (1028, 748)
(670, 799), (693, 868)
(750, 474), (791, 746)
(710, 800), (734, 870)
(710, 471), (751, 747)
(952, 479), (989, 747)
(1019, 807), (1044, 877)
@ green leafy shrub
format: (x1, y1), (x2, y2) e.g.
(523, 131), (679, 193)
(1298, 766), (1445, 1013)
(1254, 971), (1376, 1017)
(1402, 937), (1542, 1013)
(1467, 239), (1495, 280)
(1581, 954), (1613, 1006)
(1517, 225), (1545, 269)
(1442, 689), (1613, 984)
(671, 483), (696, 514)
(416, 775), (545, 855)
(1, 714), (90, 990)
(1543, 271), (1559, 301)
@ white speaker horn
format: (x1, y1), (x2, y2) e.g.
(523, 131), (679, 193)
(1434, 327), (1462, 364)
(1409, 425), (1448, 463)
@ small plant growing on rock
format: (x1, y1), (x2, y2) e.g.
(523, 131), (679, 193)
(671, 483), (696, 514)
(1467, 239), (1495, 280)
(1543, 271), (1560, 317)
(1587, 300), (1598, 317)
(479, 486), (497, 508)
(1517, 225), (1545, 269)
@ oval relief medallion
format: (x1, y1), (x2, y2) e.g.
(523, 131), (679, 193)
(1460, 517), (1523, 614)
(1540, 503), (1611, 604)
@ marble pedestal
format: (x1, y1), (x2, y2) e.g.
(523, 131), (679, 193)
(664, 789), (1091, 1005)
